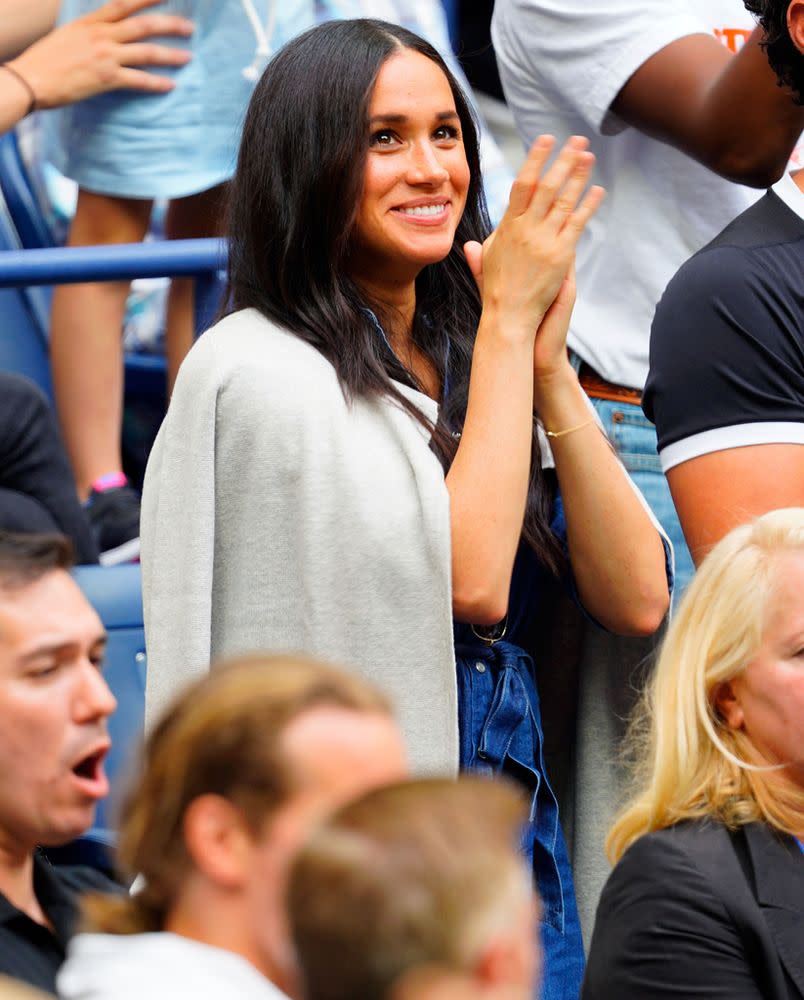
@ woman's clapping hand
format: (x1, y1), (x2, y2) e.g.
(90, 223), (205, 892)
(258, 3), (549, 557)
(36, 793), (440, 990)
(463, 135), (603, 355)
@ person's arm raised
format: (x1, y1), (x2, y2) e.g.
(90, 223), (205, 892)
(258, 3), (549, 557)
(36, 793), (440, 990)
(530, 335), (670, 636)
(1, 0), (193, 135)
(612, 26), (804, 188)
(447, 135), (603, 625)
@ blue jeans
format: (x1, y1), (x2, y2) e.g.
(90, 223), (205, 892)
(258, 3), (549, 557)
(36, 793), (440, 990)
(588, 398), (694, 598)
(457, 641), (585, 1000)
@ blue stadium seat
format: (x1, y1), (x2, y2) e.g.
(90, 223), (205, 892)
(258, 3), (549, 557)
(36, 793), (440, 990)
(0, 192), (52, 395)
(0, 132), (54, 250)
(0, 229), (225, 872)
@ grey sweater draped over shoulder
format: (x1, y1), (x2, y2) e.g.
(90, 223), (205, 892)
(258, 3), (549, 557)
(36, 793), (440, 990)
(140, 309), (458, 774)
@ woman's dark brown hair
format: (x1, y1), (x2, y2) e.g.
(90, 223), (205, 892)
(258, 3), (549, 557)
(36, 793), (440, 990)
(226, 19), (562, 573)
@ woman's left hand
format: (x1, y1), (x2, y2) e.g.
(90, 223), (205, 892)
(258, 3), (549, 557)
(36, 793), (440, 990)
(532, 258), (577, 385)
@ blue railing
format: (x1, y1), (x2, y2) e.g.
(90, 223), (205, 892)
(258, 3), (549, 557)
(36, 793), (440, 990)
(0, 237), (226, 287)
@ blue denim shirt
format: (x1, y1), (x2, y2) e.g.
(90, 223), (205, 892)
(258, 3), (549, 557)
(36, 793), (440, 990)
(454, 493), (585, 1000)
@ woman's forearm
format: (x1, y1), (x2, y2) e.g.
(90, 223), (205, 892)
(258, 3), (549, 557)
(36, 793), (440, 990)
(535, 363), (670, 635)
(446, 314), (537, 625)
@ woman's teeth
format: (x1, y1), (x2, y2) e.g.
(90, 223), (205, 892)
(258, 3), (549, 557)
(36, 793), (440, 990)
(399, 204), (447, 217)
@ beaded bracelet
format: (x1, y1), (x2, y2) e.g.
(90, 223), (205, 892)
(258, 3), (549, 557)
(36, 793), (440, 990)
(1, 63), (37, 117)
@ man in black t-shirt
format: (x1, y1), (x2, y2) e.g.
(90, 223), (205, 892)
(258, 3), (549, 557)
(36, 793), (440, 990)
(644, 0), (804, 563)
(0, 533), (117, 994)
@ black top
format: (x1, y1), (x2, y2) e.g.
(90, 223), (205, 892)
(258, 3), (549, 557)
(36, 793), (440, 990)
(583, 820), (804, 1000)
(0, 853), (116, 995)
(644, 187), (804, 470)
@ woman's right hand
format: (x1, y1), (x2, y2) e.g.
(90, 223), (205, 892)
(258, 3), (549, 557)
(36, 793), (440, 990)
(464, 135), (603, 342)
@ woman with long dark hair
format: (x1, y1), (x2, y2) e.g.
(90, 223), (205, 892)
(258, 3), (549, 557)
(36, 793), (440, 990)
(141, 19), (671, 999)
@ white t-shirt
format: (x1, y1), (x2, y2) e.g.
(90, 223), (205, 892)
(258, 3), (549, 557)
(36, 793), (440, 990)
(492, 0), (803, 389)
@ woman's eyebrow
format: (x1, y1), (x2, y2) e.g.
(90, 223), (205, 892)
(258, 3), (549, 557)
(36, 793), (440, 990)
(369, 110), (459, 125)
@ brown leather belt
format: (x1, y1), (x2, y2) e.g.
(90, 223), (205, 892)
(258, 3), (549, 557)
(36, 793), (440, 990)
(578, 362), (642, 406)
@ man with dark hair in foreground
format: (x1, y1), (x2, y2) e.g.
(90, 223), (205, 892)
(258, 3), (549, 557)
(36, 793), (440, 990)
(0, 532), (117, 993)
(289, 777), (540, 1000)
(645, 0), (804, 561)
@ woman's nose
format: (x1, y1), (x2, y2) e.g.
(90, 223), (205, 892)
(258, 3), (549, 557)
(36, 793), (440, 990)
(407, 142), (450, 185)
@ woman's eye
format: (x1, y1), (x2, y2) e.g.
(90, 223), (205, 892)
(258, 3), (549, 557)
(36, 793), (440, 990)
(370, 129), (398, 147)
(434, 125), (460, 142)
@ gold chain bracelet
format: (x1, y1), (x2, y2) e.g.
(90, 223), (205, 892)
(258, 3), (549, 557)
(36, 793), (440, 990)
(544, 416), (597, 439)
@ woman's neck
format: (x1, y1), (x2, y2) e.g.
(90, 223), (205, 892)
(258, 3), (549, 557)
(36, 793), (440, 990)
(354, 274), (441, 399)
(357, 276), (416, 349)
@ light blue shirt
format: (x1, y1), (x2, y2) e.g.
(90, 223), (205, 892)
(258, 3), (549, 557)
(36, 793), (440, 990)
(46, 0), (315, 198)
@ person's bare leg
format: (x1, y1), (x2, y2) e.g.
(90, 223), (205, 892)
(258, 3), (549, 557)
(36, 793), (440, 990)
(164, 184), (227, 395)
(50, 190), (153, 498)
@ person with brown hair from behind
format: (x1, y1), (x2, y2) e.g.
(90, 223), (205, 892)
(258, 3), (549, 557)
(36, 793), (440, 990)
(57, 654), (408, 1000)
(289, 776), (540, 1000)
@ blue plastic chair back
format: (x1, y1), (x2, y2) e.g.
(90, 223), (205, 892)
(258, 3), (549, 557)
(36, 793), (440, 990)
(72, 563), (147, 832)
(0, 131), (54, 250)
(0, 195), (53, 395)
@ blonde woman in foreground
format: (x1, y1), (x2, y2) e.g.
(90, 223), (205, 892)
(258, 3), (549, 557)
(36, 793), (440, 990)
(583, 508), (804, 1000)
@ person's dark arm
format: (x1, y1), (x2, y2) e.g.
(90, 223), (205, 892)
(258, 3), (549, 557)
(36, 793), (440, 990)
(612, 28), (804, 187)
(583, 834), (765, 1000)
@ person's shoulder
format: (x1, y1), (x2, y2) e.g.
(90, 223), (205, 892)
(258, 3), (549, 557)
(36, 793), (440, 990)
(662, 189), (802, 305)
(602, 819), (734, 904)
(43, 862), (123, 899)
(650, 199), (792, 361)
(176, 309), (337, 398)
(623, 818), (728, 858)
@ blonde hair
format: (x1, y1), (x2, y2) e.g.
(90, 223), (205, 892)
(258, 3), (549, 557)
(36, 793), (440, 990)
(85, 654), (390, 934)
(608, 508), (804, 863)
(288, 776), (532, 1000)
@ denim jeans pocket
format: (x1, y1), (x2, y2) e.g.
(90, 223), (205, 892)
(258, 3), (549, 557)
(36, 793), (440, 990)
(590, 398), (663, 475)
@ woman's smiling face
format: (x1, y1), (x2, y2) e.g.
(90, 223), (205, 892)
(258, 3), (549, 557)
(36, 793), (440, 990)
(349, 47), (471, 285)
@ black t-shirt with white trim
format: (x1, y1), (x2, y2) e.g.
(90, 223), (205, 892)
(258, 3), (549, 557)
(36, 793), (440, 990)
(644, 175), (804, 472)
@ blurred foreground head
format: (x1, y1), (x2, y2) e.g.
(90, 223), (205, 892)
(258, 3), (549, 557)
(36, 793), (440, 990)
(86, 654), (408, 993)
(609, 507), (804, 862)
(289, 776), (539, 1000)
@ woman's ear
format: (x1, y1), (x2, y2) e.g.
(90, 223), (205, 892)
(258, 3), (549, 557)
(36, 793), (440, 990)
(713, 681), (744, 731)
(788, 1), (804, 58)
(182, 794), (253, 890)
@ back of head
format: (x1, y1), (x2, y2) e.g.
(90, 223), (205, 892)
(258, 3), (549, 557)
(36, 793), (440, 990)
(744, 0), (804, 102)
(608, 507), (804, 862)
(289, 776), (534, 1000)
(86, 654), (391, 934)
(0, 531), (73, 594)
